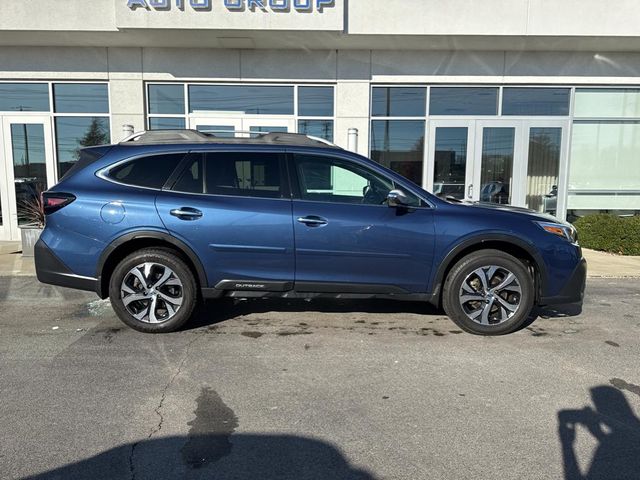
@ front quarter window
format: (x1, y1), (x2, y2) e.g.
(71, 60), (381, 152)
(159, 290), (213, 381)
(294, 154), (422, 207)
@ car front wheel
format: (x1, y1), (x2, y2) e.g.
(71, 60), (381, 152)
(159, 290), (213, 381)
(442, 249), (535, 335)
(109, 248), (197, 333)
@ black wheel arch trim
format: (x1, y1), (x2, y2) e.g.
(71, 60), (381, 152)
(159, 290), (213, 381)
(96, 230), (208, 298)
(430, 233), (547, 306)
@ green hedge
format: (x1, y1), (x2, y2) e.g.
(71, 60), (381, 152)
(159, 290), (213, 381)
(574, 214), (640, 256)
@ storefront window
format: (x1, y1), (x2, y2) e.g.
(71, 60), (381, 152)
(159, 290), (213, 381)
(569, 121), (640, 213)
(298, 86), (334, 117)
(148, 84), (185, 115)
(188, 85), (294, 115)
(568, 88), (640, 215)
(0, 83), (49, 112)
(53, 84), (109, 114)
(574, 89), (640, 118)
(149, 117), (186, 130)
(370, 120), (424, 185)
(55, 117), (110, 177)
(372, 87), (426, 117)
(502, 88), (570, 116)
(298, 120), (334, 142)
(430, 87), (498, 116)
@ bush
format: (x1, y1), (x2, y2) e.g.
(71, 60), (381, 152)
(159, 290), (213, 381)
(574, 214), (640, 256)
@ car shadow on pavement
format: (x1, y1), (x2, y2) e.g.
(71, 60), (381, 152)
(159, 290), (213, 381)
(186, 297), (441, 330)
(24, 434), (377, 480)
(558, 384), (640, 479)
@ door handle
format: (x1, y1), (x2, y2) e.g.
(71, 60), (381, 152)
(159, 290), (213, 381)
(467, 184), (473, 199)
(297, 216), (328, 227)
(170, 207), (203, 220)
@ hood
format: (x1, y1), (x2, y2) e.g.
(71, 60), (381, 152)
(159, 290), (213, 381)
(444, 198), (565, 224)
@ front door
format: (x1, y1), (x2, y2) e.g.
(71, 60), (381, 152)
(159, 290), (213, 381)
(290, 152), (435, 294)
(0, 116), (55, 241)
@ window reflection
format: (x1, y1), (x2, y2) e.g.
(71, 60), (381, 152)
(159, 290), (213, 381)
(148, 84), (185, 115)
(480, 127), (515, 205)
(502, 88), (570, 116)
(53, 84), (109, 114)
(430, 87), (498, 116)
(0, 83), (49, 112)
(298, 87), (334, 117)
(55, 117), (110, 177)
(371, 120), (424, 185)
(372, 87), (426, 117)
(149, 117), (186, 130)
(433, 127), (468, 199)
(10, 124), (47, 226)
(298, 120), (334, 142)
(189, 85), (294, 115)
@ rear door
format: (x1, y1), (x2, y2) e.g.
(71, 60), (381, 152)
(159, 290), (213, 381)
(156, 150), (295, 290)
(290, 152), (436, 294)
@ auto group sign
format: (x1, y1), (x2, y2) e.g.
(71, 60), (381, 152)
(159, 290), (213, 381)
(127, 0), (336, 11)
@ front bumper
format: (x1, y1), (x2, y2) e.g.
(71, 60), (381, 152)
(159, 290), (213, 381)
(35, 238), (99, 294)
(539, 257), (587, 306)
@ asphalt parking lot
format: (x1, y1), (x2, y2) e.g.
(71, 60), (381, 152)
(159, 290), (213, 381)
(1, 276), (639, 480)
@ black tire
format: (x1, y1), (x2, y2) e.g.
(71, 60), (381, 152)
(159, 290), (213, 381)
(442, 249), (534, 335)
(108, 248), (198, 333)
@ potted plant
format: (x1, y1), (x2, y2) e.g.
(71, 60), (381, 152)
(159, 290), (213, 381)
(19, 192), (45, 257)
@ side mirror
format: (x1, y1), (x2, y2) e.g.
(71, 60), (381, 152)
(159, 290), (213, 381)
(387, 189), (408, 208)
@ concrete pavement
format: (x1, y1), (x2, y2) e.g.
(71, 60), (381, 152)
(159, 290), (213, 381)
(1, 276), (639, 479)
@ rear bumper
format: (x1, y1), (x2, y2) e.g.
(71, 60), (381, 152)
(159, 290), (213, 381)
(539, 257), (587, 306)
(35, 238), (99, 294)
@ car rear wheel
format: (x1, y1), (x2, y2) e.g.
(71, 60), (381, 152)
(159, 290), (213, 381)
(109, 248), (197, 333)
(442, 249), (534, 335)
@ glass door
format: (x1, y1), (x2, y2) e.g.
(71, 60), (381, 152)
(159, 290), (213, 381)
(521, 121), (568, 218)
(242, 118), (295, 137)
(190, 116), (243, 138)
(473, 121), (521, 205)
(427, 120), (475, 200)
(0, 116), (55, 241)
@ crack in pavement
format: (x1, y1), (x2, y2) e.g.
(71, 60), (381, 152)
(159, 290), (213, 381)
(128, 335), (201, 480)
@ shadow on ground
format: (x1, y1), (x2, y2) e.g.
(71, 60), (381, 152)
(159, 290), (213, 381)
(24, 434), (376, 480)
(186, 297), (442, 330)
(558, 384), (640, 479)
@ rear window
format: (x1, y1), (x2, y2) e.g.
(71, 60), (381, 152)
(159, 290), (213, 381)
(172, 152), (284, 198)
(107, 153), (185, 189)
(60, 146), (112, 181)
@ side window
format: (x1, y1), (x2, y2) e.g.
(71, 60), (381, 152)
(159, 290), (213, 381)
(294, 154), (422, 206)
(107, 153), (185, 189)
(172, 152), (284, 198)
(173, 155), (203, 194)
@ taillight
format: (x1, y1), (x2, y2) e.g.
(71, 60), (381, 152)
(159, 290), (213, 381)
(42, 192), (76, 215)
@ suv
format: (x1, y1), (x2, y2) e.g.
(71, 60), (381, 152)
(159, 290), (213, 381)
(35, 130), (586, 335)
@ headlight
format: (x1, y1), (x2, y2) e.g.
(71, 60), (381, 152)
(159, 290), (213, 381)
(535, 221), (578, 243)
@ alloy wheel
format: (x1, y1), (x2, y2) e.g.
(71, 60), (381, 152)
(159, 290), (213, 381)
(458, 265), (522, 326)
(120, 262), (184, 323)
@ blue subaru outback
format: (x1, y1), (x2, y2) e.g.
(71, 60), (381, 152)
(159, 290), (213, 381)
(35, 130), (586, 335)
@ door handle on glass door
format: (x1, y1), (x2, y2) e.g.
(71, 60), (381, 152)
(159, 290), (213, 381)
(467, 184), (473, 199)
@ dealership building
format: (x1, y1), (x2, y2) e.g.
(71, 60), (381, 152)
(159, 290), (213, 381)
(0, 0), (639, 240)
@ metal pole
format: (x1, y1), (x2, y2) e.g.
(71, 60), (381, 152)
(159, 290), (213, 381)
(348, 128), (358, 153)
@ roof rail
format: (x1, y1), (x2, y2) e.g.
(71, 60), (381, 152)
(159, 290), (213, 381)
(120, 130), (211, 144)
(119, 129), (341, 149)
